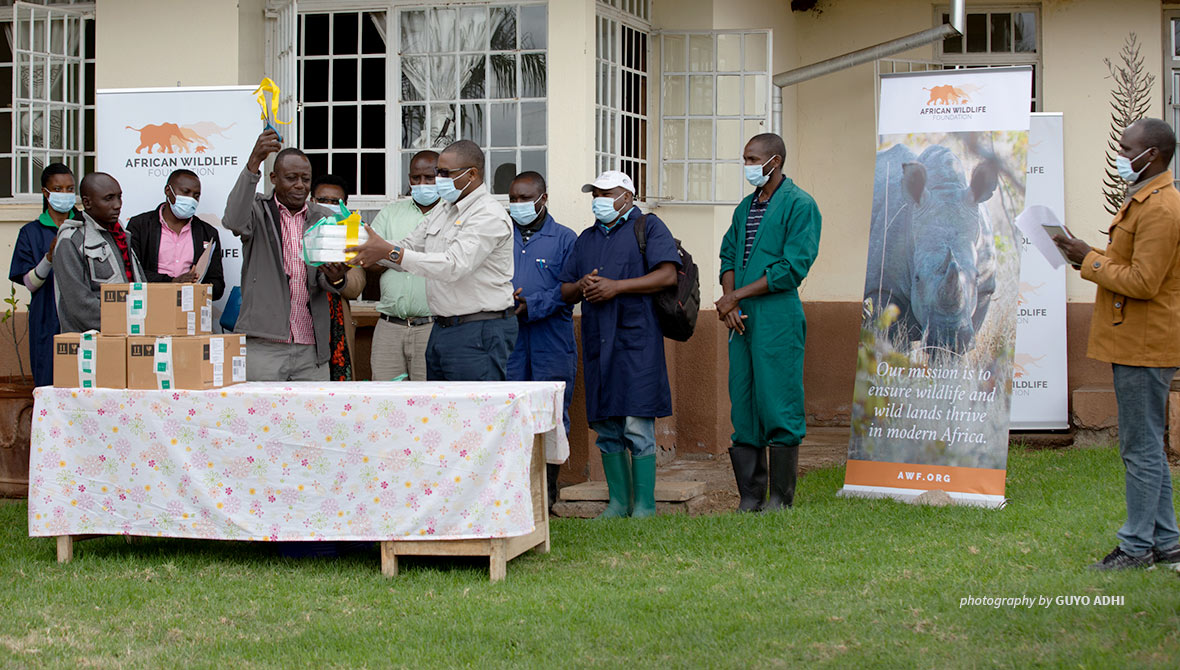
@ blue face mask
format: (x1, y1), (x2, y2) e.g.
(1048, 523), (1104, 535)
(592, 193), (626, 223)
(1116, 148), (1151, 182)
(167, 186), (198, 220)
(411, 183), (440, 206)
(435, 167), (473, 204)
(45, 190), (75, 214)
(510, 198), (542, 226)
(744, 155), (779, 188)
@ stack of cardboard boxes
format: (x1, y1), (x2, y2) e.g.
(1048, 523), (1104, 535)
(53, 283), (247, 391)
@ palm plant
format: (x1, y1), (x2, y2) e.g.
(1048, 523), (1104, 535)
(1102, 33), (1155, 215)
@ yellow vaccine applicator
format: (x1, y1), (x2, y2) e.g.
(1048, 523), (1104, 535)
(253, 77), (290, 142)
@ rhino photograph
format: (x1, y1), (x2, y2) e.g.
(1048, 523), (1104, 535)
(850, 131), (1026, 471)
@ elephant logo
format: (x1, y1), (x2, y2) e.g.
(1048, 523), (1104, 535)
(125, 121), (237, 154)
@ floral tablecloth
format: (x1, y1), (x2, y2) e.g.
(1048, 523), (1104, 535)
(28, 381), (566, 542)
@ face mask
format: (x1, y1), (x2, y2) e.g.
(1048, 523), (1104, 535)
(411, 183), (440, 206)
(1116, 148), (1151, 182)
(592, 193), (626, 223)
(45, 190), (75, 214)
(510, 198), (542, 226)
(744, 155), (779, 188)
(167, 185), (198, 220)
(436, 167), (473, 204)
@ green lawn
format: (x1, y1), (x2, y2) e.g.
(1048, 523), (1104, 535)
(1, 446), (1178, 669)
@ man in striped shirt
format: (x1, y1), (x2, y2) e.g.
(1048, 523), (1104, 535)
(717, 133), (822, 512)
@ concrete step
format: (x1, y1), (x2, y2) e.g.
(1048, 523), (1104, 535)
(558, 479), (706, 502)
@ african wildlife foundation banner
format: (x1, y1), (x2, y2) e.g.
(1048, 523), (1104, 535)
(96, 86), (262, 324)
(843, 67), (1033, 508)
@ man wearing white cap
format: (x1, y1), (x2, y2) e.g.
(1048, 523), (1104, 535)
(559, 170), (680, 519)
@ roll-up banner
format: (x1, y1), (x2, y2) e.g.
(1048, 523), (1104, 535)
(1010, 113), (1069, 430)
(844, 67), (1033, 508)
(96, 86), (260, 324)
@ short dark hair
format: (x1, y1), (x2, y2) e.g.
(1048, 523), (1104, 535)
(410, 149), (440, 166)
(41, 163), (73, 189)
(167, 169), (199, 187)
(750, 132), (787, 159)
(442, 140), (485, 172)
(274, 147), (309, 170)
(79, 172), (116, 200)
(512, 171), (547, 193)
(1135, 118), (1177, 166)
(312, 173), (349, 198)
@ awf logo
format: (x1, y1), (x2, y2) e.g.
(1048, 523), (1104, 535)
(923, 84), (974, 105)
(124, 121), (237, 155)
(918, 83), (987, 119)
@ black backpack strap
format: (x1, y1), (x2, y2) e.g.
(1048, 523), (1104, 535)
(634, 212), (648, 258)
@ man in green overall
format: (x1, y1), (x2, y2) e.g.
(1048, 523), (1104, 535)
(717, 133), (822, 512)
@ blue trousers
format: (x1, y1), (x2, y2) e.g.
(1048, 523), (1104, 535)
(425, 316), (518, 382)
(1112, 364), (1180, 556)
(590, 416), (655, 458)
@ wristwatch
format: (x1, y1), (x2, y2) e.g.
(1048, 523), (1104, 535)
(388, 245), (404, 264)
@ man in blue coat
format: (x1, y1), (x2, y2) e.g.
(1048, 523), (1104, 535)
(8, 164), (77, 386)
(560, 170), (680, 519)
(506, 171), (577, 508)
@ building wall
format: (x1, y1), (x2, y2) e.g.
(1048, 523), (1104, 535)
(0, 0), (1172, 446)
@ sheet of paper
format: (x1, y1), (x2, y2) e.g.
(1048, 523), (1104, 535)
(193, 240), (215, 283)
(1015, 205), (1069, 269)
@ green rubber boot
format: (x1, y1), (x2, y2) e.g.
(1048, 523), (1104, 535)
(630, 454), (657, 519)
(595, 452), (633, 520)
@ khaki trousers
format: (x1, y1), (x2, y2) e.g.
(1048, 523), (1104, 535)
(370, 317), (432, 381)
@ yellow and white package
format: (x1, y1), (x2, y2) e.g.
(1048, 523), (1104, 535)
(302, 204), (369, 265)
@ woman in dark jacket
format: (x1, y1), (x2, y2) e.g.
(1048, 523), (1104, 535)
(126, 169), (225, 300)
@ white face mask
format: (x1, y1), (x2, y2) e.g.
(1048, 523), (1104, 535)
(167, 184), (198, 219)
(744, 155), (779, 187)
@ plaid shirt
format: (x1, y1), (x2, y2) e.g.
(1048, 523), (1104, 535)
(278, 201), (316, 345)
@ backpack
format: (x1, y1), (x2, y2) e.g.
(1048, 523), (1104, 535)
(635, 214), (700, 342)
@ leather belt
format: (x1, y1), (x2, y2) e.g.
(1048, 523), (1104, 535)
(434, 307), (514, 328)
(379, 313), (434, 327)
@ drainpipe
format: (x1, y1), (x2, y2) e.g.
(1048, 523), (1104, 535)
(770, 0), (965, 135)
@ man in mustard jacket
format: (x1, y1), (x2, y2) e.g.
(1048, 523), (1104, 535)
(717, 133), (822, 512)
(1056, 118), (1180, 571)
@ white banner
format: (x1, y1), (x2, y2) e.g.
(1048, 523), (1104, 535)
(878, 67), (1034, 135)
(1010, 113), (1069, 430)
(846, 67), (1032, 508)
(96, 86), (260, 324)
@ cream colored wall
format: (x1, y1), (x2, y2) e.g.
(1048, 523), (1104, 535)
(1041, 0), (1165, 301)
(543, 0), (598, 231)
(94, 0), (242, 88)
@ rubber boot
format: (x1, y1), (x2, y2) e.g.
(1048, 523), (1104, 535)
(546, 462), (560, 510)
(630, 453), (657, 518)
(595, 452), (633, 520)
(763, 445), (798, 511)
(729, 446), (767, 512)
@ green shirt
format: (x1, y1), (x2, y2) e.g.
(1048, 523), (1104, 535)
(371, 199), (432, 319)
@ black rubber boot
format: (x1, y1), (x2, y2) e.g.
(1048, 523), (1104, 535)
(546, 463), (560, 509)
(763, 445), (798, 511)
(729, 446), (767, 512)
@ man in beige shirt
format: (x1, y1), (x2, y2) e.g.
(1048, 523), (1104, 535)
(348, 140), (516, 381)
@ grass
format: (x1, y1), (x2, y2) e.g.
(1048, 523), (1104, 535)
(1, 446), (1179, 669)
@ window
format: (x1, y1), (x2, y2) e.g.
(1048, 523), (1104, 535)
(1165, 11), (1180, 186)
(659, 30), (770, 204)
(399, 4), (547, 196)
(293, 2), (547, 200)
(298, 10), (389, 197)
(937, 6), (1041, 111)
(0, 0), (95, 198)
(595, 12), (647, 199)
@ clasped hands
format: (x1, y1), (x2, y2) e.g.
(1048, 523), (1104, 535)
(575, 269), (621, 303)
(715, 291), (747, 334)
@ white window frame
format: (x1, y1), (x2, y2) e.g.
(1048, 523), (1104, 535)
(934, 4), (1042, 111)
(595, 3), (650, 201)
(1164, 9), (1180, 188)
(279, 0), (548, 208)
(0, 0), (95, 201)
(657, 29), (772, 205)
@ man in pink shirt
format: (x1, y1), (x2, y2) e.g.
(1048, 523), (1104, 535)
(127, 169), (226, 301)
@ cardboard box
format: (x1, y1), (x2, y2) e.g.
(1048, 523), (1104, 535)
(126, 335), (248, 391)
(53, 333), (127, 389)
(100, 283), (213, 336)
